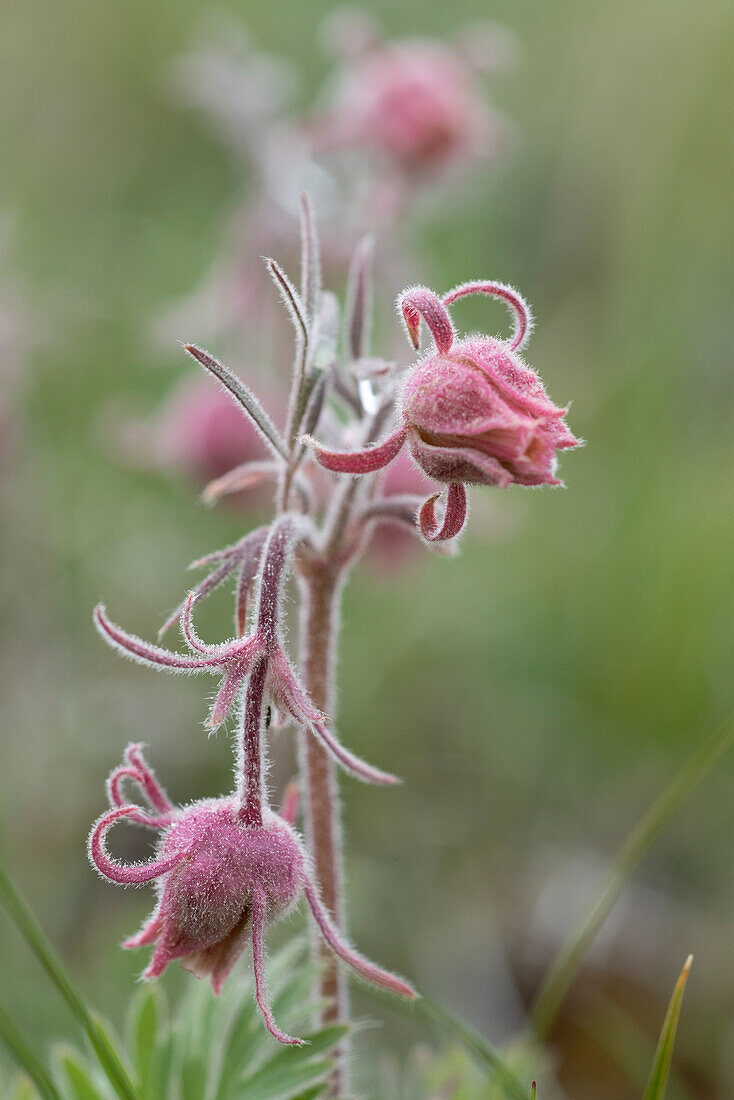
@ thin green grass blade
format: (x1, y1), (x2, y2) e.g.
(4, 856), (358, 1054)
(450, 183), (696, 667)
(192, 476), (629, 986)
(568, 986), (696, 1099)
(0, 1002), (63, 1100)
(531, 714), (734, 1039)
(642, 956), (692, 1100)
(531, 1084), (536, 1100)
(412, 995), (530, 1100)
(127, 985), (166, 1099)
(0, 857), (138, 1100)
(8, 1073), (43, 1100)
(56, 1047), (108, 1100)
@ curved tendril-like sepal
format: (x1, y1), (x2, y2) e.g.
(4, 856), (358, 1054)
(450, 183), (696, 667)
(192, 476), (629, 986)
(94, 604), (225, 672)
(267, 649), (399, 786)
(158, 557), (238, 641)
(311, 721), (401, 787)
(252, 887), (306, 1046)
(107, 743), (175, 824)
(443, 280), (533, 351)
(397, 286), (455, 354)
(419, 483), (468, 543)
(304, 880), (417, 1000)
(303, 426), (407, 475)
(106, 767), (174, 828)
(88, 806), (186, 885)
(179, 591), (256, 661)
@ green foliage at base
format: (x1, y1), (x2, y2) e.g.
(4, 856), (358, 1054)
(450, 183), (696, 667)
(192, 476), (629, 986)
(2, 939), (346, 1100)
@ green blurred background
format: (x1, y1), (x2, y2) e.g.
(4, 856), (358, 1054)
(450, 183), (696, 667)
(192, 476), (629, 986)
(1, 0), (733, 1095)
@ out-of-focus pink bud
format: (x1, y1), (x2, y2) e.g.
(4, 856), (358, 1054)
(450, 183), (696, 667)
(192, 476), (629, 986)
(109, 375), (277, 489)
(313, 37), (502, 176)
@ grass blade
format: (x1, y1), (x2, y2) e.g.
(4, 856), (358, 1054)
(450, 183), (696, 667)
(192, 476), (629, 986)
(642, 956), (692, 1100)
(0, 1002), (63, 1100)
(0, 857), (137, 1100)
(531, 713), (734, 1039)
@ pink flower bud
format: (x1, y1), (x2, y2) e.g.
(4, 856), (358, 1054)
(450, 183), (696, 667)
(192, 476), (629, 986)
(89, 745), (415, 1045)
(401, 335), (577, 488)
(307, 280), (580, 540)
(314, 38), (501, 176)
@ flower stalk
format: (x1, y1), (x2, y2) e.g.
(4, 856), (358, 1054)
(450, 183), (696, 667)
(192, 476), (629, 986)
(88, 195), (577, 1093)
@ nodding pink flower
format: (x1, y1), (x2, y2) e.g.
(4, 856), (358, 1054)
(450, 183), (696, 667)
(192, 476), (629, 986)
(306, 281), (579, 542)
(94, 516), (398, 787)
(313, 37), (500, 176)
(89, 745), (415, 1045)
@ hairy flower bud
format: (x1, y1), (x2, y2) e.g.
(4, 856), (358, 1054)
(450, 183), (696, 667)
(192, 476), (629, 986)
(307, 280), (580, 540)
(89, 747), (415, 1046)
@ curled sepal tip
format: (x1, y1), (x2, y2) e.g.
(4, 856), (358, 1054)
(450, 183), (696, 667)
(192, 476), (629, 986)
(419, 483), (468, 542)
(88, 806), (188, 885)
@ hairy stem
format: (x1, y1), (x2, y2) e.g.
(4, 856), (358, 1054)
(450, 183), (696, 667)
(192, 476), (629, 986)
(297, 561), (348, 1091)
(238, 655), (268, 827)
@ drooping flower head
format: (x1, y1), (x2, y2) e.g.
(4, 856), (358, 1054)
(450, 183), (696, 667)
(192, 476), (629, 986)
(306, 281), (580, 541)
(89, 747), (414, 1046)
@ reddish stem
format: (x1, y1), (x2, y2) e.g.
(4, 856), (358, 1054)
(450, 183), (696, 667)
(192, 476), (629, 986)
(239, 655), (268, 827)
(297, 561), (348, 1093)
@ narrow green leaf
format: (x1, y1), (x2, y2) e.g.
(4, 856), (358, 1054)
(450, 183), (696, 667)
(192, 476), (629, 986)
(57, 1048), (108, 1100)
(642, 956), (693, 1100)
(531, 1083), (536, 1100)
(241, 1059), (335, 1100)
(531, 714), (734, 1039)
(214, 999), (264, 1100)
(127, 986), (161, 1096)
(0, 1003), (63, 1100)
(239, 1028), (347, 1100)
(411, 996), (529, 1100)
(8, 1072), (43, 1100)
(0, 858), (138, 1100)
(144, 1028), (173, 1100)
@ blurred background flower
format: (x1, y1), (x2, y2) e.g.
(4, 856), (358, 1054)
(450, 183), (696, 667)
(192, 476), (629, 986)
(0, 0), (733, 1096)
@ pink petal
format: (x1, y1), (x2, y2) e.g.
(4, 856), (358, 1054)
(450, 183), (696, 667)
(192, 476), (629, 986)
(180, 906), (252, 995)
(407, 429), (512, 487)
(124, 910), (163, 949)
